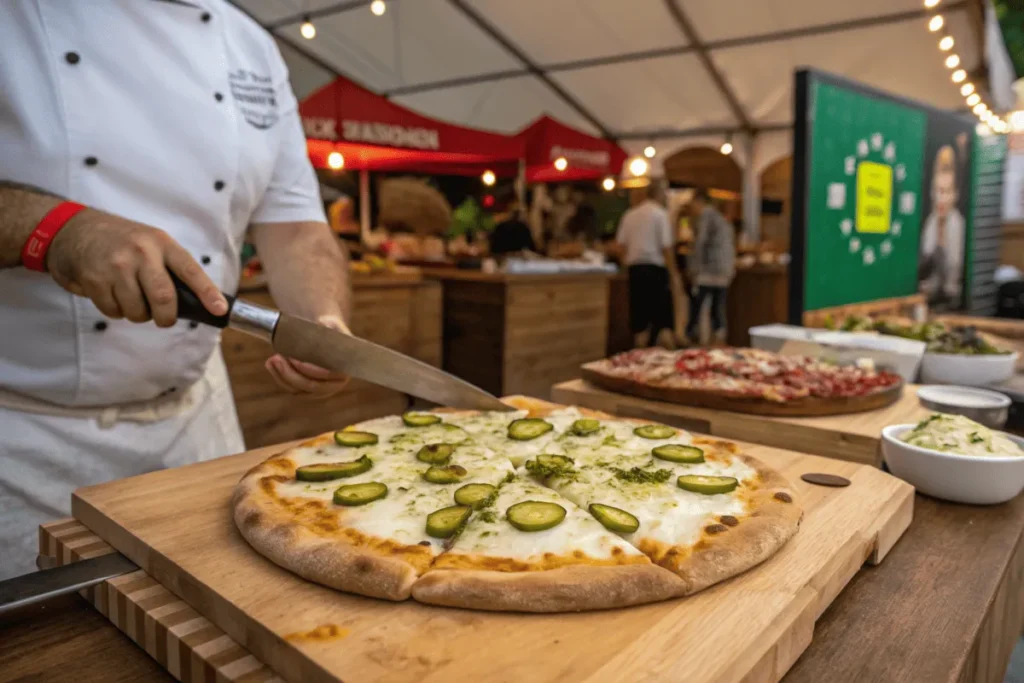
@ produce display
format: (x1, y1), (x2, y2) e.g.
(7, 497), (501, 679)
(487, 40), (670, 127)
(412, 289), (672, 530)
(232, 398), (801, 612)
(582, 348), (903, 416)
(901, 413), (1024, 458)
(826, 315), (1010, 355)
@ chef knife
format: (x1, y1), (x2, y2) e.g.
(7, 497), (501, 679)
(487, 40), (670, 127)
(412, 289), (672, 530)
(173, 276), (512, 412)
(0, 553), (138, 616)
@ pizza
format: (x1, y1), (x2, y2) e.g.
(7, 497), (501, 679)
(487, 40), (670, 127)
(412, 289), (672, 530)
(582, 347), (902, 414)
(232, 397), (801, 613)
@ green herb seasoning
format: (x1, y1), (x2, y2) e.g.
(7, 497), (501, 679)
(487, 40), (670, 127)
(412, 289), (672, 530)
(612, 466), (672, 484)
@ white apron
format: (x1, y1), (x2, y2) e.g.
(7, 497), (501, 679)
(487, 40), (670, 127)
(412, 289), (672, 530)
(0, 350), (245, 579)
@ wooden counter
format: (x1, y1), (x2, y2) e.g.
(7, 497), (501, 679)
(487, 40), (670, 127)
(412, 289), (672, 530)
(224, 273), (441, 448)
(422, 269), (612, 399)
(10, 494), (1024, 683)
(552, 378), (931, 467)
(727, 262), (789, 346)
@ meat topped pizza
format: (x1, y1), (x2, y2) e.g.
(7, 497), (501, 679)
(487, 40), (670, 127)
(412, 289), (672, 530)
(582, 347), (902, 415)
(232, 397), (801, 613)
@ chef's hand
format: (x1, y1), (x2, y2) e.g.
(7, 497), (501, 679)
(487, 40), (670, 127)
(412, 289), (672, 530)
(47, 207), (228, 326)
(265, 315), (352, 397)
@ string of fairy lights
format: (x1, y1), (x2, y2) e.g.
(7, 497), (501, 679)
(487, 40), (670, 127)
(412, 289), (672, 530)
(924, 0), (1008, 133)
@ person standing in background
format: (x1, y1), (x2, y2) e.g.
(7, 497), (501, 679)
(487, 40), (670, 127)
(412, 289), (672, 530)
(684, 189), (735, 345)
(489, 198), (536, 255)
(919, 145), (965, 308)
(614, 185), (677, 348)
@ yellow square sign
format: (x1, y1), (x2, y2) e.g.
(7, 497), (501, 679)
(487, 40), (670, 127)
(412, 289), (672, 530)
(855, 161), (893, 233)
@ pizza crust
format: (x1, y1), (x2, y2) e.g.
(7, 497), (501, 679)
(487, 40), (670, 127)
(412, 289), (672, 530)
(411, 563), (686, 613)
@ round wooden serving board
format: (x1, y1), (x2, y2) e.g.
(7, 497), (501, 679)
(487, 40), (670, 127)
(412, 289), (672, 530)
(580, 364), (904, 417)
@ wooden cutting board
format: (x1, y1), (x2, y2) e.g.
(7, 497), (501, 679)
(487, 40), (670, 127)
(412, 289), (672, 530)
(553, 379), (931, 467)
(70, 430), (913, 683)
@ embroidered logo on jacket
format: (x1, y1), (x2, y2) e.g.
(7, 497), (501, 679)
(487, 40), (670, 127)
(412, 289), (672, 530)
(229, 69), (278, 130)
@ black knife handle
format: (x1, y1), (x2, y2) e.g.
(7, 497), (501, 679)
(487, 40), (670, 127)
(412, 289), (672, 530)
(171, 272), (235, 329)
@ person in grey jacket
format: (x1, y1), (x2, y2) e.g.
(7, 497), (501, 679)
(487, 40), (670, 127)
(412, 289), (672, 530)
(684, 189), (735, 344)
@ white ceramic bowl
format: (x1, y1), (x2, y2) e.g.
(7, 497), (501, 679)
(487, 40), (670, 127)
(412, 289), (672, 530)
(916, 385), (1011, 429)
(881, 424), (1024, 505)
(919, 351), (1018, 386)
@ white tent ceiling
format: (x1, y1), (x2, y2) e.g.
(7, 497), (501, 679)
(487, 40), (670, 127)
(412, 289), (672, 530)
(232, 0), (988, 165)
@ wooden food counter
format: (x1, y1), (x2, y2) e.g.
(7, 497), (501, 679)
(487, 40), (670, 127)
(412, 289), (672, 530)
(422, 269), (612, 399)
(224, 272), (441, 448)
(726, 262), (788, 347)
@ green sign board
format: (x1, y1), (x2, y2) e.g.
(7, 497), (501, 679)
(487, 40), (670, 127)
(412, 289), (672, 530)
(803, 81), (926, 310)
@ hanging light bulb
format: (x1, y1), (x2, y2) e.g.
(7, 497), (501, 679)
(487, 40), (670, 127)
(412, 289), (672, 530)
(928, 15), (944, 32)
(628, 157), (649, 177)
(327, 151), (344, 170)
(370, 0), (386, 16)
(939, 36), (954, 51)
(924, 0), (941, 7)
(945, 54), (960, 69)
(553, 157), (568, 171)
(960, 82), (975, 96)
(966, 93), (981, 106)
(300, 16), (316, 39)
(973, 103), (987, 115)
(481, 170), (496, 186)
(643, 145), (656, 159)
(720, 140), (733, 155)
(951, 69), (966, 83)
(602, 177), (616, 191)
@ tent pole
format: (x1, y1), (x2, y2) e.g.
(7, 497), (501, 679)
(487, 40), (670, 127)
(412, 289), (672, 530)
(359, 169), (371, 242)
(741, 132), (760, 246)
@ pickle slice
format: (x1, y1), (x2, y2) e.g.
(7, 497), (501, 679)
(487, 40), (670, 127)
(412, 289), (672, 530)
(570, 418), (601, 436)
(426, 505), (472, 538)
(633, 424), (677, 440)
(295, 455), (372, 482)
(402, 412), (441, 427)
(535, 454), (574, 469)
(416, 443), (454, 464)
(453, 483), (496, 508)
(588, 503), (640, 534)
(333, 482), (388, 506)
(334, 430), (379, 447)
(508, 418), (553, 441)
(506, 501), (566, 532)
(676, 474), (738, 495)
(422, 464), (468, 484)
(652, 444), (705, 464)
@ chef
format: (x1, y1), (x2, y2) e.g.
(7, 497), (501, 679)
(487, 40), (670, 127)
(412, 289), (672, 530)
(0, 2), (352, 579)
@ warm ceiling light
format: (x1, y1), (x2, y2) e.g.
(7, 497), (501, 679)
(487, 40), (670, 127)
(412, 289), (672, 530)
(973, 103), (987, 115)
(553, 156), (568, 171)
(300, 16), (316, 39)
(327, 151), (344, 170)
(1012, 111), (1024, 131)
(928, 15), (944, 32)
(951, 69), (966, 83)
(960, 82), (975, 96)
(720, 141), (733, 155)
(628, 157), (649, 177)
(481, 170), (496, 186)
(981, 110), (993, 122)
(945, 54), (960, 69)
(924, 0), (941, 7)
(602, 177), (616, 191)
(966, 93), (981, 106)
(939, 35), (955, 51)
(370, 0), (386, 16)
(643, 145), (656, 158)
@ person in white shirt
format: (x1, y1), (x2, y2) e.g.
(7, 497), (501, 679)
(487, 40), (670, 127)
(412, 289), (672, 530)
(614, 186), (676, 348)
(0, 1), (352, 579)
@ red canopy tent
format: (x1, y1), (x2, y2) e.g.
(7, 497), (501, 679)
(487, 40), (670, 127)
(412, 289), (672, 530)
(300, 77), (522, 177)
(516, 115), (626, 183)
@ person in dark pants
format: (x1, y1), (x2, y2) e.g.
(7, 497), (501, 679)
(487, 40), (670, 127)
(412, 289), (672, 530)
(489, 198), (536, 255)
(614, 185), (676, 347)
(684, 189), (735, 345)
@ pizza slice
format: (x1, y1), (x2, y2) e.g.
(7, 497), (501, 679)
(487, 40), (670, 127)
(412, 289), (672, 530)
(411, 476), (685, 612)
(233, 413), (515, 601)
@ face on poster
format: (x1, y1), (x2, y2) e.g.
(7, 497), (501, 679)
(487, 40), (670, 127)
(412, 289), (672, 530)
(918, 115), (973, 310)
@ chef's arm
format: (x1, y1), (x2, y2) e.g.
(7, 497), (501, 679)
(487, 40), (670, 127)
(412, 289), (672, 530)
(249, 221), (353, 396)
(0, 180), (226, 324)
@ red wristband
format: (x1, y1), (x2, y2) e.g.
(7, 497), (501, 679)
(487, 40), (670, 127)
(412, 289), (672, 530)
(21, 201), (86, 272)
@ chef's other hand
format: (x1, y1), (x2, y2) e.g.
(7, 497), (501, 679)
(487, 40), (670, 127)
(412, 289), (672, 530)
(47, 208), (228, 327)
(266, 315), (351, 397)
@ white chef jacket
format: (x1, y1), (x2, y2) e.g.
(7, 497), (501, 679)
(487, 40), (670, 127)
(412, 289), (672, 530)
(0, 1), (328, 579)
(0, 0), (327, 407)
